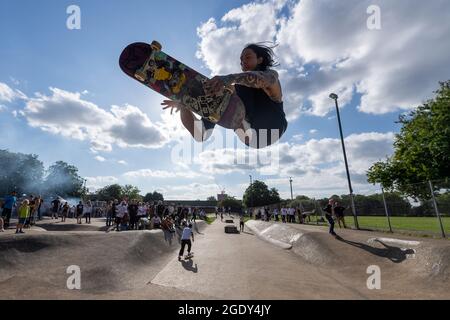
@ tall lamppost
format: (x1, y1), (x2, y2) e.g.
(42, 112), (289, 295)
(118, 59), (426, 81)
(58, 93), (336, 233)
(249, 175), (253, 186)
(329, 93), (359, 229)
(289, 177), (293, 200)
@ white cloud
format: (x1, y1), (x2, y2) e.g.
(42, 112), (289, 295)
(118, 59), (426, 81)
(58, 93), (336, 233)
(22, 87), (169, 151)
(196, 0), (450, 119)
(0, 104), (6, 112)
(95, 156), (106, 162)
(85, 176), (119, 192)
(309, 129), (317, 134)
(118, 160), (128, 165)
(122, 169), (208, 180)
(0, 82), (27, 102)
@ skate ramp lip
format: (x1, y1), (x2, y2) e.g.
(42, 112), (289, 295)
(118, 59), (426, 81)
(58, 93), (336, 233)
(0, 221), (208, 296)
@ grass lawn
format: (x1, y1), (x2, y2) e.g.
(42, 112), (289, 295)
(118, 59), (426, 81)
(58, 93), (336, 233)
(306, 215), (450, 235)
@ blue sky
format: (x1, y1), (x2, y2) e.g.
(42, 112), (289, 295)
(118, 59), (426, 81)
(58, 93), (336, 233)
(1, 0), (449, 200)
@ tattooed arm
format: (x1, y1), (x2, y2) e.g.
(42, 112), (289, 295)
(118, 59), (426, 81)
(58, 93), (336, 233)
(222, 70), (279, 89)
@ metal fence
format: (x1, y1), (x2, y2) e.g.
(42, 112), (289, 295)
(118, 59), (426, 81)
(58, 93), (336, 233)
(247, 179), (449, 238)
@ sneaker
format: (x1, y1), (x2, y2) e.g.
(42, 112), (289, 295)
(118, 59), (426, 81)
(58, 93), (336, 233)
(178, 256), (182, 261)
(20, 230), (25, 234)
(0, 229), (4, 232)
(15, 230), (19, 234)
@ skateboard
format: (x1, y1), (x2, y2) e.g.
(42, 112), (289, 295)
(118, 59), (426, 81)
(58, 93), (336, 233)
(119, 41), (245, 129)
(184, 252), (194, 260)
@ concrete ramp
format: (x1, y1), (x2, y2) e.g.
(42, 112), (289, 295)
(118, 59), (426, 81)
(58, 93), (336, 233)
(246, 220), (450, 296)
(0, 221), (209, 299)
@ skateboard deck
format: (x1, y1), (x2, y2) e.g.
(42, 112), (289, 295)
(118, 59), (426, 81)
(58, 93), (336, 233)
(119, 42), (245, 129)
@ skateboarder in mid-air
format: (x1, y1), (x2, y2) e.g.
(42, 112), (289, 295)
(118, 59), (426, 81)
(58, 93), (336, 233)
(178, 222), (194, 261)
(162, 43), (288, 149)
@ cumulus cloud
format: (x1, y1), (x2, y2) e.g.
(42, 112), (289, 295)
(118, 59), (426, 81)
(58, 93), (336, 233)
(22, 87), (169, 151)
(196, 0), (450, 119)
(95, 156), (106, 162)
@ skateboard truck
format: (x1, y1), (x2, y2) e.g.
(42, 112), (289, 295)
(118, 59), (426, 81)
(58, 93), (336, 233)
(135, 41), (163, 82)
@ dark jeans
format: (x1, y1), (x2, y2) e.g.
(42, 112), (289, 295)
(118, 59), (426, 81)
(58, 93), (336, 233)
(179, 239), (192, 257)
(106, 213), (113, 226)
(325, 214), (335, 234)
(2, 208), (12, 227)
(239, 221), (244, 231)
(129, 214), (137, 230)
(85, 213), (91, 223)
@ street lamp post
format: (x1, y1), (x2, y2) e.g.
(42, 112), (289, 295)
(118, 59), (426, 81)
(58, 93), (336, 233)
(329, 93), (359, 229)
(289, 177), (293, 200)
(249, 175), (253, 186)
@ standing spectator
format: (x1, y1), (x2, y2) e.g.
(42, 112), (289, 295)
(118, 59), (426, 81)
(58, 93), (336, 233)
(128, 200), (139, 230)
(281, 207), (287, 223)
(51, 197), (60, 219)
(191, 207), (197, 222)
(273, 207), (279, 221)
(105, 201), (113, 227)
(288, 207), (296, 223)
(83, 200), (93, 224)
(36, 196), (43, 221)
(323, 199), (337, 236)
(239, 214), (245, 232)
(76, 201), (84, 224)
(2, 191), (17, 228)
(15, 199), (30, 234)
(61, 202), (69, 222)
(333, 202), (347, 229)
(116, 201), (128, 231)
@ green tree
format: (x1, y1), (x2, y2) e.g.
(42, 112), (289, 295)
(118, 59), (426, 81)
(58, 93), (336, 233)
(219, 196), (242, 211)
(96, 184), (124, 201)
(207, 196), (217, 202)
(0, 150), (44, 196)
(122, 184), (142, 200)
(143, 191), (164, 203)
(44, 161), (83, 197)
(243, 180), (281, 208)
(367, 81), (450, 200)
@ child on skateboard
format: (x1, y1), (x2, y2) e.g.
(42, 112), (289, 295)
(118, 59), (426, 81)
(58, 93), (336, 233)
(178, 222), (194, 261)
(162, 43), (288, 149)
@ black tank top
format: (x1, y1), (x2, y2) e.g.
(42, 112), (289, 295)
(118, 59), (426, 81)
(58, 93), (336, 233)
(235, 84), (287, 132)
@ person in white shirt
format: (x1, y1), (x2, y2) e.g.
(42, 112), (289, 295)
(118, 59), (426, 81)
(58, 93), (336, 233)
(288, 207), (296, 223)
(152, 215), (162, 229)
(178, 222), (194, 260)
(273, 208), (279, 221)
(116, 201), (128, 231)
(281, 207), (287, 223)
(83, 200), (93, 224)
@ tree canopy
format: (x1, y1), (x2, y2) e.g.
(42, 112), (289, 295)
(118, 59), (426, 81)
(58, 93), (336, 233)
(367, 80), (450, 199)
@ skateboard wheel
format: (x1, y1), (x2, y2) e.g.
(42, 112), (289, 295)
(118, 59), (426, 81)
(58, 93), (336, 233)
(135, 70), (147, 82)
(151, 40), (162, 51)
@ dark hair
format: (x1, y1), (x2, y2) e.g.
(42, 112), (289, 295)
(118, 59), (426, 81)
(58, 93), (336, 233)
(244, 42), (280, 71)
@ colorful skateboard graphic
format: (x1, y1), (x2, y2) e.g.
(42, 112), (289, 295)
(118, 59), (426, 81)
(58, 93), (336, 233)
(119, 41), (245, 129)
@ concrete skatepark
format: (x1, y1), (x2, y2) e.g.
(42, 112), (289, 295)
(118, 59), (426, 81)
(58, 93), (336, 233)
(0, 216), (449, 300)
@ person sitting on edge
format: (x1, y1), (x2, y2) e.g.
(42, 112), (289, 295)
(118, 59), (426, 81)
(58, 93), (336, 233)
(161, 43), (288, 149)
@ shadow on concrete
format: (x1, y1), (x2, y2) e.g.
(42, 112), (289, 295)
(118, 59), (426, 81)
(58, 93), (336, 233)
(240, 231), (254, 235)
(181, 259), (198, 273)
(335, 236), (415, 263)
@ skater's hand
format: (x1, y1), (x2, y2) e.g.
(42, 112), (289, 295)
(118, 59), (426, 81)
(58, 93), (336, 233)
(205, 76), (228, 95)
(161, 100), (183, 115)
